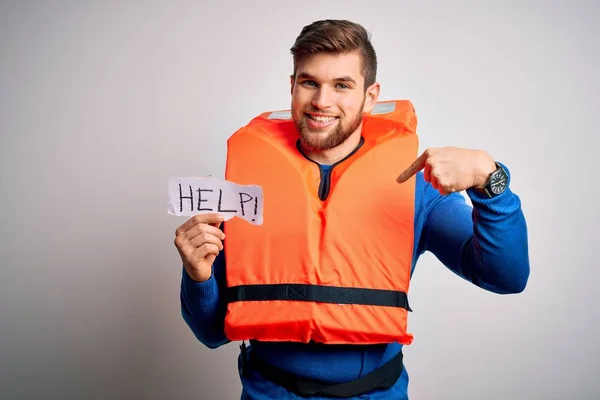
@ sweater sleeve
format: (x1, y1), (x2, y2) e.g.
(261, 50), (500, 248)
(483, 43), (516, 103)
(419, 162), (530, 294)
(180, 250), (231, 349)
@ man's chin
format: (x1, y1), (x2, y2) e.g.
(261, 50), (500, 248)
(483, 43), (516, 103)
(300, 134), (343, 152)
(299, 136), (325, 150)
(295, 120), (343, 151)
(299, 126), (326, 141)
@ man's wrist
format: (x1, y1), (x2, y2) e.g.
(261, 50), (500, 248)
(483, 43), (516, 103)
(183, 264), (212, 283)
(474, 152), (498, 189)
(472, 161), (511, 198)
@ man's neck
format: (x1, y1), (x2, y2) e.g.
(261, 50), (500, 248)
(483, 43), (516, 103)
(302, 131), (362, 165)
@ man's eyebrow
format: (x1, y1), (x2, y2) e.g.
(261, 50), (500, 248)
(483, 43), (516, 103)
(334, 76), (356, 84)
(296, 72), (356, 84)
(296, 72), (316, 80)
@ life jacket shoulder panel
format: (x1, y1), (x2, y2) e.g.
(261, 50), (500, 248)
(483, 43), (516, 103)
(222, 100), (419, 345)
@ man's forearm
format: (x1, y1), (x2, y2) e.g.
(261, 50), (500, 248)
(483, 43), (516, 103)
(422, 166), (530, 294)
(180, 267), (230, 349)
(460, 186), (530, 294)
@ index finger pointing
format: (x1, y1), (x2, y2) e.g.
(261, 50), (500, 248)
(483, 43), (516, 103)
(396, 151), (427, 183)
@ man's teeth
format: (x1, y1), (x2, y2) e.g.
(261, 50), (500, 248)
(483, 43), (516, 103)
(309, 115), (336, 122)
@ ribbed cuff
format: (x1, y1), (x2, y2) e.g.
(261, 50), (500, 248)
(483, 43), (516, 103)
(182, 267), (219, 306)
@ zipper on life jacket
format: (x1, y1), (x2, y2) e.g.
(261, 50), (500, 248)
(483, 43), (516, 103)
(296, 137), (365, 201)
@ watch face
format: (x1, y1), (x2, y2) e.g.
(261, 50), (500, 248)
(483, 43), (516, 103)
(489, 169), (508, 195)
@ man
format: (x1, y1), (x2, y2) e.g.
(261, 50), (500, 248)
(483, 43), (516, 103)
(174, 19), (530, 399)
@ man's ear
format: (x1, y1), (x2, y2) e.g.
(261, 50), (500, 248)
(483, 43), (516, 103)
(290, 74), (295, 95)
(362, 82), (381, 114)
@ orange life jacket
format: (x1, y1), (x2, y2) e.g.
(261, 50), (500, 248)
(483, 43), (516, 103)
(222, 100), (419, 345)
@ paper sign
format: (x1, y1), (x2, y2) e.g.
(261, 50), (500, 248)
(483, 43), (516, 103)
(168, 176), (263, 225)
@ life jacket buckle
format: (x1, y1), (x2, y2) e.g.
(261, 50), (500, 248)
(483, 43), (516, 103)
(239, 340), (248, 376)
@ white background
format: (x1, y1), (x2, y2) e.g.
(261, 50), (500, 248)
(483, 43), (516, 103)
(1, 1), (598, 399)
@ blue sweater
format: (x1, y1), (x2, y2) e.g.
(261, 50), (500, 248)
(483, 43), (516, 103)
(180, 163), (530, 399)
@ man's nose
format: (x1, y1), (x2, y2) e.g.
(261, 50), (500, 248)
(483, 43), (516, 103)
(311, 87), (333, 110)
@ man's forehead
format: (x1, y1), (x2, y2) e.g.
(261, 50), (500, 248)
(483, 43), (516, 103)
(296, 52), (363, 81)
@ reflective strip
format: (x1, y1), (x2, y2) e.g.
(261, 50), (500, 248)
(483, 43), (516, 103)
(371, 102), (396, 115)
(267, 110), (292, 120)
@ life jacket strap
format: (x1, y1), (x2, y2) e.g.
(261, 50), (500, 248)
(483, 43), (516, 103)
(240, 343), (404, 398)
(227, 283), (412, 311)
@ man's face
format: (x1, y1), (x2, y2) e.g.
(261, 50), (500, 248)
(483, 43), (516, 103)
(290, 51), (378, 152)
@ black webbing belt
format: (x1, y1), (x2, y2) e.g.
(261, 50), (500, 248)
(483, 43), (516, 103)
(240, 342), (404, 398)
(227, 283), (411, 310)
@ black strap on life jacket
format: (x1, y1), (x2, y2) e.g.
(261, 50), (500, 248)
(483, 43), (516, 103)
(239, 342), (404, 398)
(227, 283), (412, 311)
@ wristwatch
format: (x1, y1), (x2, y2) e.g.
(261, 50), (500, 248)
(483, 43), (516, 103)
(481, 163), (509, 198)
